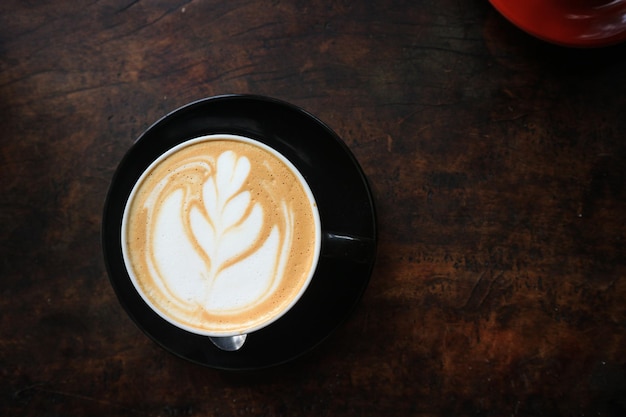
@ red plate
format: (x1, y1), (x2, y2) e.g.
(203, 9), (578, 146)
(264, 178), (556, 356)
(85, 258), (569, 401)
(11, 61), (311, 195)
(489, 0), (626, 47)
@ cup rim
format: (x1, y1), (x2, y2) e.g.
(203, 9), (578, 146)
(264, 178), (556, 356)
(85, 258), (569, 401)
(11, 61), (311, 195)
(120, 133), (323, 337)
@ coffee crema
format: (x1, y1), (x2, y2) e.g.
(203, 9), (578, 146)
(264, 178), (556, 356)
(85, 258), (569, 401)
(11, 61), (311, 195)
(122, 135), (321, 335)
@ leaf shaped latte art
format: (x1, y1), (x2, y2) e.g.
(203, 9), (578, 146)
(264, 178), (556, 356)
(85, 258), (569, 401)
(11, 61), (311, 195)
(145, 150), (293, 315)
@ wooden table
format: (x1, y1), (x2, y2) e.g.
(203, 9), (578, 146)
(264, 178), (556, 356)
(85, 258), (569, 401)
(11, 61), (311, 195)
(2, 1), (625, 415)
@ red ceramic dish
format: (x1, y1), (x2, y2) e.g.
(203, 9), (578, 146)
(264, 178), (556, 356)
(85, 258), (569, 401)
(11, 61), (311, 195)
(489, 0), (626, 47)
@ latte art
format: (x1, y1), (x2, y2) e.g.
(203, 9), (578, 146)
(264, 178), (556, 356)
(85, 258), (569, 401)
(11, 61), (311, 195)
(122, 136), (321, 335)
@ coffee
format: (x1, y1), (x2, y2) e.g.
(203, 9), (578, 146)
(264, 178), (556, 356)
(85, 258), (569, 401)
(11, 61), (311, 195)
(122, 134), (321, 336)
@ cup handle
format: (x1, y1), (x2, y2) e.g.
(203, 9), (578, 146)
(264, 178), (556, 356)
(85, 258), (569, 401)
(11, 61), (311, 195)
(321, 232), (376, 263)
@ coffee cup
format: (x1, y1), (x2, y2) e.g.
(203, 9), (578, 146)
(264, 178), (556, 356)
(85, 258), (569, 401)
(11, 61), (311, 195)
(121, 133), (322, 344)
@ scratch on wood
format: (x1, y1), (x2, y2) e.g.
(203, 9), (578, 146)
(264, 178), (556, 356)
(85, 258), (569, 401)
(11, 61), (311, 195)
(117, 0), (140, 14)
(463, 270), (503, 311)
(13, 383), (147, 415)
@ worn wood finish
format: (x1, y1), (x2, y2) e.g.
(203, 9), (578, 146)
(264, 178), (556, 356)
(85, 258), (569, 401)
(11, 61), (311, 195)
(2, 1), (625, 416)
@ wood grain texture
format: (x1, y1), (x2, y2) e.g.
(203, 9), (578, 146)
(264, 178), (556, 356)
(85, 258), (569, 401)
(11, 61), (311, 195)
(1, 0), (625, 416)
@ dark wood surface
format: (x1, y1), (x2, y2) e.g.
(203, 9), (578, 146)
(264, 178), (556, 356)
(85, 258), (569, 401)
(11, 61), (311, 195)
(2, 1), (625, 416)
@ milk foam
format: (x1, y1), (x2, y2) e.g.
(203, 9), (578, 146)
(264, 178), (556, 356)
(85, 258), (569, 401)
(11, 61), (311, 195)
(122, 135), (320, 336)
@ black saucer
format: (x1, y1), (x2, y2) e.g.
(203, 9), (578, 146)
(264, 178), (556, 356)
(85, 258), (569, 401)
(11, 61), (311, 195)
(102, 94), (377, 370)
